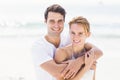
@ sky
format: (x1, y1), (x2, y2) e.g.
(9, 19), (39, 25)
(0, 0), (120, 25)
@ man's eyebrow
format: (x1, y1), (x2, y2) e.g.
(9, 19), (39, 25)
(59, 19), (64, 21)
(49, 19), (54, 21)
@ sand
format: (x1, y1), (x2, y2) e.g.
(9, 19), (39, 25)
(0, 35), (120, 80)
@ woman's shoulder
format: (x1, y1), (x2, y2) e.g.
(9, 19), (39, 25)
(58, 44), (72, 53)
(56, 47), (67, 55)
(57, 44), (73, 58)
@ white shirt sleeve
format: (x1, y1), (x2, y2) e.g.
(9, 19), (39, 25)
(31, 40), (53, 66)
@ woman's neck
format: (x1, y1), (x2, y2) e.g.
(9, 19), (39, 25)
(72, 45), (85, 58)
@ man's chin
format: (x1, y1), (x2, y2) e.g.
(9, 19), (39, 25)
(51, 32), (60, 36)
(54, 30), (62, 34)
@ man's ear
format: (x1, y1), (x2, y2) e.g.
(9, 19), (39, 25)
(44, 19), (47, 23)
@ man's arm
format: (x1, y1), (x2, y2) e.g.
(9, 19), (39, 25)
(69, 50), (95, 80)
(85, 42), (103, 60)
(41, 43), (103, 79)
(62, 43), (103, 79)
(41, 60), (67, 79)
(40, 48), (68, 79)
(32, 42), (68, 79)
(41, 47), (83, 80)
(75, 42), (103, 66)
(69, 64), (91, 80)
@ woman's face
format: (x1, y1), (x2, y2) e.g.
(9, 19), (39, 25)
(69, 23), (90, 47)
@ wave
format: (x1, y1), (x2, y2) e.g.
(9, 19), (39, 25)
(0, 23), (120, 38)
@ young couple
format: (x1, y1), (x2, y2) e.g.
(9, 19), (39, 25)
(32, 4), (103, 80)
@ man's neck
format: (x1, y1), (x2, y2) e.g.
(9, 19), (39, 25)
(45, 34), (60, 48)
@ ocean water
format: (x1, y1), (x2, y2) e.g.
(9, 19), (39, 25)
(0, 23), (120, 80)
(0, 22), (120, 37)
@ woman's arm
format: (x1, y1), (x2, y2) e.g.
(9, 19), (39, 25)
(54, 48), (68, 64)
(69, 51), (95, 80)
(53, 48), (69, 80)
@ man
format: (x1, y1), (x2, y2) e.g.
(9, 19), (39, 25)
(32, 4), (103, 80)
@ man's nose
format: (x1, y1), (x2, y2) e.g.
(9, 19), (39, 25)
(74, 34), (79, 38)
(54, 22), (59, 27)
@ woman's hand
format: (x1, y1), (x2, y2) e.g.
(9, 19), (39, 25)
(61, 59), (83, 79)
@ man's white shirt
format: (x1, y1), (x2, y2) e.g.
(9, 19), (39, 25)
(32, 32), (70, 80)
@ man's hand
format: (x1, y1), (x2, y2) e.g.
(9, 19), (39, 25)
(85, 50), (95, 69)
(90, 61), (97, 70)
(61, 59), (83, 79)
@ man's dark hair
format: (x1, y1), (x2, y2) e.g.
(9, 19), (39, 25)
(44, 4), (66, 20)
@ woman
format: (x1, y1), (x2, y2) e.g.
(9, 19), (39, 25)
(54, 16), (102, 80)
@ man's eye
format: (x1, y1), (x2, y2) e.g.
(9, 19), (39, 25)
(58, 20), (64, 24)
(50, 20), (55, 24)
(71, 32), (75, 35)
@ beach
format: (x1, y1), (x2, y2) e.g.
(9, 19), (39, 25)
(0, 27), (120, 80)
(0, 0), (120, 79)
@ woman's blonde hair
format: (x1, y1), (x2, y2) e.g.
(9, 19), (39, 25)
(69, 16), (90, 33)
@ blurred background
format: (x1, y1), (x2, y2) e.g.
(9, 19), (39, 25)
(0, 0), (120, 80)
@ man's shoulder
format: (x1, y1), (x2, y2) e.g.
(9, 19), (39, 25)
(34, 36), (46, 45)
(32, 36), (46, 50)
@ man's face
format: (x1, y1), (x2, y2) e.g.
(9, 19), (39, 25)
(69, 23), (90, 47)
(45, 12), (64, 36)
